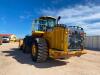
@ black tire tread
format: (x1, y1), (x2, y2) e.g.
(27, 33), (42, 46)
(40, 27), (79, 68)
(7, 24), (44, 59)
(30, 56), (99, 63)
(31, 38), (48, 63)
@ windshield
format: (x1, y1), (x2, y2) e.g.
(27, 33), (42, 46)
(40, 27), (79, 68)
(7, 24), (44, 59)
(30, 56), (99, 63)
(32, 18), (56, 31)
(2, 36), (9, 38)
(39, 20), (47, 25)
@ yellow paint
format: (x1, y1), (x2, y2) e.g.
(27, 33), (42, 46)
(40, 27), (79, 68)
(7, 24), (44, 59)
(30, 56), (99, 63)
(32, 45), (37, 56)
(20, 16), (86, 60)
(49, 49), (68, 59)
(42, 27), (69, 59)
(19, 39), (23, 48)
(67, 50), (86, 57)
(34, 31), (44, 33)
(31, 26), (86, 59)
(32, 31), (44, 37)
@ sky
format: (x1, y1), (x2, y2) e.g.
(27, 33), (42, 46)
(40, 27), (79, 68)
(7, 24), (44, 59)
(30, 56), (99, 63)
(0, 0), (100, 38)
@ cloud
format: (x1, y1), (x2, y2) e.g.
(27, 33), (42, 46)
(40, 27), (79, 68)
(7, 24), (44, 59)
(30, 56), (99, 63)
(19, 11), (33, 20)
(40, 5), (100, 36)
(19, 16), (25, 19)
(51, 0), (63, 4)
(0, 16), (7, 24)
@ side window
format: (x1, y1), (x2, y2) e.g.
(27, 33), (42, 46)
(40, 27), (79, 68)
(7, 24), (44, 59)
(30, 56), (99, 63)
(32, 21), (35, 31)
(47, 19), (56, 27)
(32, 20), (39, 31)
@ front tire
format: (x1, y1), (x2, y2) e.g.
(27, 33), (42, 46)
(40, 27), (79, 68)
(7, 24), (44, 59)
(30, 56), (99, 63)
(31, 38), (48, 63)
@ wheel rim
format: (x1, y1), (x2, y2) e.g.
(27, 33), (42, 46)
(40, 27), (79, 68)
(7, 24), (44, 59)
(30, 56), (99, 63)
(32, 45), (36, 56)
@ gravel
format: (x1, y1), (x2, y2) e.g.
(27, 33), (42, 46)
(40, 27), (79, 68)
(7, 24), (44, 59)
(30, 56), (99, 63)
(0, 43), (100, 75)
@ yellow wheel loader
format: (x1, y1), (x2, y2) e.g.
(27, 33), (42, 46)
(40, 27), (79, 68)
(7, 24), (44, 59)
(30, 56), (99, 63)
(19, 16), (86, 62)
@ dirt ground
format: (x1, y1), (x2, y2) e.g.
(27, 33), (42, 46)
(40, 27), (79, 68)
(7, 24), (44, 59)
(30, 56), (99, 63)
(0, 43), (100, 75)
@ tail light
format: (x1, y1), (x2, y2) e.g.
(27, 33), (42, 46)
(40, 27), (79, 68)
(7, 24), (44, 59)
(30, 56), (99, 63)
(80, 32), (84, 36)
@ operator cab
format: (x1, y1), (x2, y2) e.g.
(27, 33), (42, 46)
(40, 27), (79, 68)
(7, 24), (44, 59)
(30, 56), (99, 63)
(32, 16), (56, 31)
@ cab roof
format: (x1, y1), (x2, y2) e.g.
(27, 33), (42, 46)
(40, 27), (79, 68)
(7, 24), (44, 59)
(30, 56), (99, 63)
(39, 16), (56, 20)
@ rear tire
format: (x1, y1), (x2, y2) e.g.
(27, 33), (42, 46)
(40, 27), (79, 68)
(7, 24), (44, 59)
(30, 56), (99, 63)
(22, 36), (32, 53)
(31, 38), (48, 63)
(23, 45), (30, 53)
(19, 40), (23, 50)
(19, 45), (23, 50)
